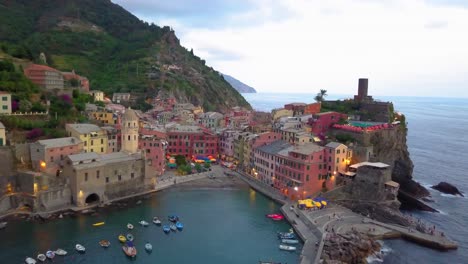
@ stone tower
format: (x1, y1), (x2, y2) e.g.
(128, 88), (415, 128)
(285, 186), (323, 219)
(121, 108), (139, 153)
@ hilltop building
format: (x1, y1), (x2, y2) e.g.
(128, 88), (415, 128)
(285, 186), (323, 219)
(0, 91), (12, 114)
(66, 123), (108, 154)
(24, 64), (64, 90)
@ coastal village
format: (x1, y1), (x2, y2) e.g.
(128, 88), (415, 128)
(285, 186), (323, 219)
(0, 61), (458, 263)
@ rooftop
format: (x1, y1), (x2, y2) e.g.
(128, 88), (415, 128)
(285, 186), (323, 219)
(37, 137), (82, 149)
(350, 162), (390, 169)
(67, 123), (102, 134)
(315, 111), (340, 116)
(279, 143), (324, 156)
(326, 142), (346, 149)
(257, 140), (290, 155)
(68, 152), (100, 163)
(24, 63), (60, 72)
(70, 152), (142, 170)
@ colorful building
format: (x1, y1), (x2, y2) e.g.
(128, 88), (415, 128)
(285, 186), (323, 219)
(272, 108), (293, 121)
(308, 112), (348, 135)
(198, 112), (224, 129)
(66, 124), (108, 154)
(0, 121), (5, 146)
(91, 111), (117, 125)
(30, 137), (83, 175)
(0, 91), (12, 114)
(62, 70), (90, 92)
(166, 125), (219, 158)
(89, 90), (104, 102)
(139, 135), (166, 176)
(101, 126), (120, 153)
(284, 103), (306, 116)
(23, 64), (64, 90)
(112, 93), (131, 103)
(304, 103), (321, 115)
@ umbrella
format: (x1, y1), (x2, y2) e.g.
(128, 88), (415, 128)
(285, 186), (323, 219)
(321, 201), (327, 206)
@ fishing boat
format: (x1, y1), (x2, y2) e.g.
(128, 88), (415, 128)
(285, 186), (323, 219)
(272, 215), (284, 221)
(99, 240), (111, 248)
(93, 222), (105, 227)
(266, 214), (282, 218)
(25, 257), (36, 264)
(152, 217), (161, 225)
(118, 234), (127, 243)
(162, 225), (170, 233)
(54, 249), (67, 256)
(168, 215), (179, 222)
(145, 242), (152, 252)
(281, 239), (300, 244)
(279, 244), (296, 251)
(127, 223), (134, 230)
(75, 244), (86, 253)
(126, 233), (134, 241)
(0, 221), (7, 229)
(45, 250), (55, 259)
(170, 223), (177, 231)
(175, 221), (183, 230)
(277, 232), (296, 239)
(37, 254), (46, 262)
(122, 241), (137, 257)
(139, 220), (149, 226)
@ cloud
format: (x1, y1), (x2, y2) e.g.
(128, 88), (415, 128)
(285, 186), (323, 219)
(114, 0), (468, 97)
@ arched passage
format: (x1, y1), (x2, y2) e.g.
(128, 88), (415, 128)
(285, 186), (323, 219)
(85, 193), (100, 204)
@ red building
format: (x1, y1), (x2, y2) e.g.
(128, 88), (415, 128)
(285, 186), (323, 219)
(166, 125), (219, 159)
(23, 64), (64, 90)
(304, 103), (321, 115)
(62, 70), (90, 92)
(139, 135), (166, 176)
(308, 111), (348, 135)
(284, 103), (306, 116)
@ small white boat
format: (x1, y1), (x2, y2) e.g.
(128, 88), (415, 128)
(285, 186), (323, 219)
(170, 224), (177, 231)
(54, 248), (67, 256)
(45, 250), (55, 259)
(127, 223), (134, 230)
(37, 254), (46, 262)
(152, 217), (161, 225)
(0, 222), (7, 229)
(139, 220), (149, 226)
(145, 242), (152, 251)
(279, 244), (296, 251)
(281, 239), (300, 244)
(75, 244), (86, 253)
(25, 257), (36, 264)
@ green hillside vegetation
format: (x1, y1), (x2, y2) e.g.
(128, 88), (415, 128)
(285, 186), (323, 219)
(0, 0), (250, 112)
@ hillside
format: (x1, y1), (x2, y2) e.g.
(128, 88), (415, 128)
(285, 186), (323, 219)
(222, 74), (256, 93)
(0, 0), (251, 112)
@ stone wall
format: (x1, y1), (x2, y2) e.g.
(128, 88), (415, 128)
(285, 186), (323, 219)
(13, 143), (31, 166)
(104, 176), (147, 200)
(36, 187), (71, 212)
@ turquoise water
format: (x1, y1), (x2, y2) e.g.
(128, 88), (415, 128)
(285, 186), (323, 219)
(0, 188), (300, 263)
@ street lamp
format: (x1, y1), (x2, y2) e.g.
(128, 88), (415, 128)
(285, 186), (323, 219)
(294, 186), (298, 191)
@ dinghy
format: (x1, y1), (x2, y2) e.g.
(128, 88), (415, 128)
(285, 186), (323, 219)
(25, 257), (36, 264)
(99, 240), (111, 248)
(126, 233), (134, 241)
(175, 221), (183, 230)
(279, 244), (296, 251)
(37, 254), (46, 262)
(163, 225), (170, 233)
(118, 234), (127, 243)
(127, 223), (134, 230)
(45, 250), (55, 259)
(153, 217), (161, 225)
(122, 241), (137, 257)
(281, 239), (300, 244)
(145, 242), (152, 252)
(139, 220), (149, 226)
(75, 244), (86, 253)
(168, 215), (179, 222)
(54, 249), (67, 256)
(93, 222), (105, 227)
(170, 223), (177, 231)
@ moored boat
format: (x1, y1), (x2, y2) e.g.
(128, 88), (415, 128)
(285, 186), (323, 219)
(139, 220), (149, 226)
(259, 261), (282, 264)
(45, 250), (55, 259)
(25, 257), (36, 264)
(162, 225), (170, 233)
(0, 221), (7, 229)
(145, 242), (152, 252)
(99, 239), (111, 248)
(153, 217), (161, 225)
(93, 222), (105, 227)
(281, 239), (299, 244)
(75, 244), (86, 253)
(266, 214), (282, 218)
(118, 234), (127, 243)
(126, 233), (134, 241)
(122, 241), (137, 257)
(277, 232), (296, 239)
(168, 215), (179, 222)
(37, 254), (46, 262)
(170, 223), (177, 231)
(279, 244), (296, 251)
(54, 248), (67, 256)
(272, 215), (284, 221)
(175, 221), (183, 230)
(127, 223), (134, 230)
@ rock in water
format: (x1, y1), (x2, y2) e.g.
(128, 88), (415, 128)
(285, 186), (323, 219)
(431, 182), (464, 197)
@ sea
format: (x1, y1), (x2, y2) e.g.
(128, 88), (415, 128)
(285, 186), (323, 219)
(243, 93), (468, 264)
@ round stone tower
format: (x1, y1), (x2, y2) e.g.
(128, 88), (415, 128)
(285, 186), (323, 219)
(121, 108), (139, 153)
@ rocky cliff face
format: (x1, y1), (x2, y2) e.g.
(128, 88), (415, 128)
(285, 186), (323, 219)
(370, 127), (430, 198)
(322, 231), (381, 264)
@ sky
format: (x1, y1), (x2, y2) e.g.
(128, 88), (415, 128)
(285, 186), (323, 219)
(112, 0), (468, 97)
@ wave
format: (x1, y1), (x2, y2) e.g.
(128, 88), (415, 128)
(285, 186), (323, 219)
(367, 241), (392, 263)
(440, 193), (465, 199)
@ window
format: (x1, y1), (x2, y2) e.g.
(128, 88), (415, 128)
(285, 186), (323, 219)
(306, 175), (309, 182)
(318, 174), (321, 180)
(307, 165), (310, 170)
(97, 170), (100, 179)
(128, 135), (130, 140)
(60, 154), (63, 160)
(115, 170), (117, 175)
(2, 105), (6, 110)
(84, 141), (87, 146)
(337, 149), (340, 154)
(101, 147), (104, 152)
(101, 139), (104, 144)
(106, 177), (109, 183)
(91, 140), (94, 146)
(85, 173), (88, 181)
(336, 158), (339, 163)
(131, 173), (134, 179)
(118, 175), (122, 181)
(1, 96), (7, 101)
(50, 156), (54, 162)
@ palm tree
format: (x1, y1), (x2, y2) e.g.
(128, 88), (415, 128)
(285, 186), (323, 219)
(314, 89), (328, 102)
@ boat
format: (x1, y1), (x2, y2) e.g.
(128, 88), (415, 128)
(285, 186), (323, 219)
(99, 239), (111, 248)
(54, 249), (67, 256)
(168, 215), (179, 222)
(170, 223), (177, 231)
(277, 232), (296, 239)
(272, 215), (284, 221)
(75, 244), (86, 253)
(162, 225), (170, 233)
(0, 222), (7, 229)
(126, 233), (134, 241)
(259, 261), (282, 264)
(279, 244), (296, 251)
(152, 217), (161, 225)
(37, 254), (46, 262)
(175, 221), (184, 230)
(25, 257), (36, 264)
(122, 241), (137, 257)
(145, 242), (152, 252)
(266, 214), (282, 218)
(281, 239), (300, 244)
(93, 222), (105, 227)
(139, 220), (149, 226)
(118, 234), (127, 243)
(127, 223), (134, 230)
(45, 250), (55, 259)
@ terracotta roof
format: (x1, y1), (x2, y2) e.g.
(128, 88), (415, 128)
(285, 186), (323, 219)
(25, 64), (60, 72)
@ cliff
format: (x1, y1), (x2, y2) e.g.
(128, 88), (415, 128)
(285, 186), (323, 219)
(370, 127), (430, 198)
(222, 74), (257, 93)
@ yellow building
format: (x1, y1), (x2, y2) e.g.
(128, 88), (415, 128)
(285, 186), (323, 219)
(66, 123), (108, 154)
(89, 90), (104, 102)
(0, 91), (12, 114)
(91, 111), (117, 125)
(0, 121), (6, 146)
(272, 108), (293, 121)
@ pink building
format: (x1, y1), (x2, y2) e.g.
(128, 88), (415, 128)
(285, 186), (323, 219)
(30, 137), (83, 175)
(253, 140), (291, 186)
(225, 107), (253, 128)
(219, 130), (238, 159)
(308, 112), (348, 135)
(139, 135), (166, 176)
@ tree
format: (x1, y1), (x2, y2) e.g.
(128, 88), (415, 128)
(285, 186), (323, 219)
(175, 155), (187, 166)
(70, 78), (79, 87)
(195, 163), (202, 173)
(19, 99), (32, 112)
(315, 89), (328, 102)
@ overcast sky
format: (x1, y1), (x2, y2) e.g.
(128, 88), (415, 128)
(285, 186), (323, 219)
(112, 0), (468, 97)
